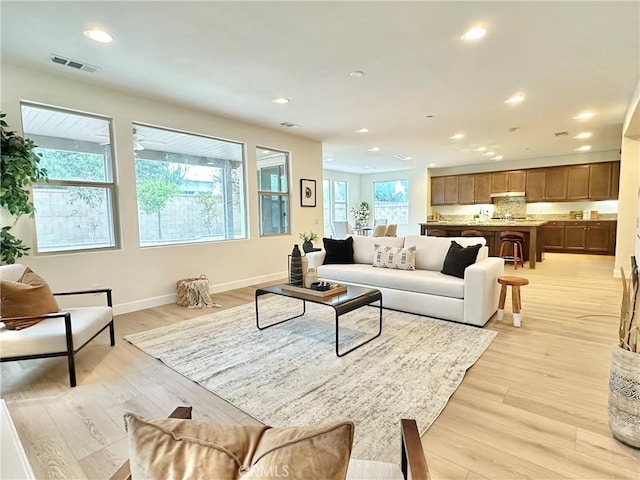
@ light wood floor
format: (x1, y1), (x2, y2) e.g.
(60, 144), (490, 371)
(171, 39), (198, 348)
(2, 253), (639, 479)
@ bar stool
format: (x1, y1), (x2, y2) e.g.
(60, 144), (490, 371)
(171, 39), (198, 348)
(497, 275), (529, 327)
(461, 229), (485, 237)
(498, 231), (525, 269)
(427, 229), (448, 237)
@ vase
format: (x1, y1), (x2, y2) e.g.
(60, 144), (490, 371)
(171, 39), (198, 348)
(608, 345), (640, 448)
(289, 244), (303, 286)
(302, 241), (314, 253)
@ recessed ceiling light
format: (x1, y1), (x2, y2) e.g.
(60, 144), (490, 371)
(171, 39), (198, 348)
(404, 156), (412, 161)
(363, 165), (371, 169)
(575, 145), (592, 151)
(273, 97), (290, 104)
(492, 155), (504, 161)
(368, 147), (380, 152)
(573, 132), (592, 139)
(474, 147), (486, 152)
(461, 26), (487, 41)
(504, 94), (525, 104)
(356, 128), (369, 133)
(428, 163), (437, 167)
(573, 112), (594, 120)
(483, 151), (495, 156)
(450, 133), (464, 140)
(325, 158), (333, 162)
(350, 70), (365, 78)
(84, 29), (113, 43)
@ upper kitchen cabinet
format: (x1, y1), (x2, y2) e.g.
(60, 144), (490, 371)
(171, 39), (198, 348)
(588, 162), (613, 199)
(474, 173), (492, 203)
(567, 165), (591, 199)
(431, 175), (459, 205)
(491, 170), (526, 193)
(457, 175), (475, 204)
(525, 166), (568, 202)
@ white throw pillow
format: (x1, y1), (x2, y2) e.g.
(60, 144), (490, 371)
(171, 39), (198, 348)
(372, 245), (417, 271)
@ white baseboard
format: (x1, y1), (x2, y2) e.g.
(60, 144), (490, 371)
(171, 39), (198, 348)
(113, 271), (287, 315)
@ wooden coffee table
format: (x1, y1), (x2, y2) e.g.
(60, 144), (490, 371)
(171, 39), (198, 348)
(255, 284), (383, 357)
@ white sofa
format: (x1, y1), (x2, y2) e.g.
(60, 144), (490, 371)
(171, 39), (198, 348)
(306, 235), (504, 327)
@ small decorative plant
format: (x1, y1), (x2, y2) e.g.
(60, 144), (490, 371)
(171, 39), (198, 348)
(350, 201), (370, 228)
(0, 112), (48, 264)
(299, 231), (318, 243)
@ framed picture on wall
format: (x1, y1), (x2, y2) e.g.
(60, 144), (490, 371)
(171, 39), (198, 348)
(300, 179), (316, 207)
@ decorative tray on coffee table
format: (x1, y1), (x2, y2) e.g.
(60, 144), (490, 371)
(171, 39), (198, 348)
(281, 282), (347, 297)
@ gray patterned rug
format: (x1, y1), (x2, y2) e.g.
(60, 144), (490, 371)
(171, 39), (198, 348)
(125, 295), (497, 463)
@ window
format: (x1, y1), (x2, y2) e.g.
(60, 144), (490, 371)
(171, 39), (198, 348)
(373, 180), (409, 224)
(322, 179), (348, 224)
(257, 148), (289, 236)
(134, 124), (246, 246)
(21, 103), (118, 253)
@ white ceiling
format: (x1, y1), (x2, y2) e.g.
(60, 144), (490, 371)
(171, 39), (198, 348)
(1, 1), (639, 174)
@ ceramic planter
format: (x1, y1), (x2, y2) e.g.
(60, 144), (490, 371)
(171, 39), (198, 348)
(608, 345), (640, 448)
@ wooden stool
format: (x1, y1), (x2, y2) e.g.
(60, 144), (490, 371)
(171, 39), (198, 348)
(497, 275), (529, 327)
(498, 231), (525, 269)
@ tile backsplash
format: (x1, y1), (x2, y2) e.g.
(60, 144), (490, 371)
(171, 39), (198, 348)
(492, 196), (526, 218)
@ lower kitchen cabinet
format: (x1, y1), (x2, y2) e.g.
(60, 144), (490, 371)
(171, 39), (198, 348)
(543, 220), (616, 255)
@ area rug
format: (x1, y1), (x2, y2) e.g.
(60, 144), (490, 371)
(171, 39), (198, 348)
(125, 296), (497, 463)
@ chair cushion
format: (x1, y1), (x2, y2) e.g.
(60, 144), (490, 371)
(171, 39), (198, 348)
(441, 241), (483, 278)
(346, 459), (403, 480)
(124, 413), (354, 480)
(0, 268), (60, 328)
(323, 237), (355, 265)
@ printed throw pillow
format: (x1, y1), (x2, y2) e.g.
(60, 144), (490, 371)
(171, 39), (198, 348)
(125, 413), (354, 480)
(322, 236), (355, 265)
(0, 267), (60, 329)
(441, 241), (482, 278)
(372, 245), (417, 271)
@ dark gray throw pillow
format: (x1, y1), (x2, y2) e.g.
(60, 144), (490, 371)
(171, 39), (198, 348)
(323, 237), (355, 265)
(441, 241), (482, 278)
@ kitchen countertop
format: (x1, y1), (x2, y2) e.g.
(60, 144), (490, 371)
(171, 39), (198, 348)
(420, 220), (549, 227)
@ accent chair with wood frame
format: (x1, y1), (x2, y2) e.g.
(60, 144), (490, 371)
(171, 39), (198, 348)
(0, 264), (115, 387)
(111, 406), (430, 480)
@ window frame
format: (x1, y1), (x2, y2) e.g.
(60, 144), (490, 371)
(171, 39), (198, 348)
(21, 101), (121, 255)
(256, 147), (291, 237)
(372, 179), (410, 225)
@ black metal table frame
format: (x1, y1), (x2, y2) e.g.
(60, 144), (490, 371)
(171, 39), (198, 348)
(255, 286), (383, 357)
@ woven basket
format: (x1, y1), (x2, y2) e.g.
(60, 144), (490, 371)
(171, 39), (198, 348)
(176, 274), (208, 307)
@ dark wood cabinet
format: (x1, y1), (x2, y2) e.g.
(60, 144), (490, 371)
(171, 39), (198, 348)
(431, 176), (445, 205)
(430, 161), (619, 206)
(509, 170), (526, 191)
(567, 165), (590, 199)
(458, 175), (475, 204)
(444, 176), (459, 204)
(543, 220), (616, 255)
(589, 163), (612, 199)
(545, 167), (569, 200)
(491, 172), (509, 193)
(474, 173), (492, 203)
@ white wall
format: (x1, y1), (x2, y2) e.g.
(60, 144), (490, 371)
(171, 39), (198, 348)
(1, 62), (323, 313)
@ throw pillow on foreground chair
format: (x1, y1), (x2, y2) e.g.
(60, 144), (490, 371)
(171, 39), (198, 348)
(111, 407), (430, 480)
(0, 263), (115, 387)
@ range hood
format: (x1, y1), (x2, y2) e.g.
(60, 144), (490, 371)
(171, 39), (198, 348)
(490, 191), (526, 198)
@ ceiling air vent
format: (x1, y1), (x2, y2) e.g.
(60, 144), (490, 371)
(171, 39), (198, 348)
(279, 121), (300, 128)
(50, 54), (100, 73)
(554, 131), (569, 137)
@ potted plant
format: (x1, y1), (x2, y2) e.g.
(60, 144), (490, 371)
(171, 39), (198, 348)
(350, 201), (370, 229)
(0, 112), (48, 264)
(299, 231), (319, 253)
(608, 259), (639, 448)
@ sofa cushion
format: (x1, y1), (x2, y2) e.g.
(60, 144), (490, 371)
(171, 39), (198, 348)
(318, 264), (465, 299)
(404, 235), (486, 271)
(441, 241), (483, 278)
(373, 245), (416, 271)
(0, 268), (60, 328)
(352, 235), (405, 264)
(323, 237), (355, 265)
(124, 412), (354, 480)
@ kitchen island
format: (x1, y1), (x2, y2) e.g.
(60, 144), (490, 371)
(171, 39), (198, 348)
(419, 220), (548, 269)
